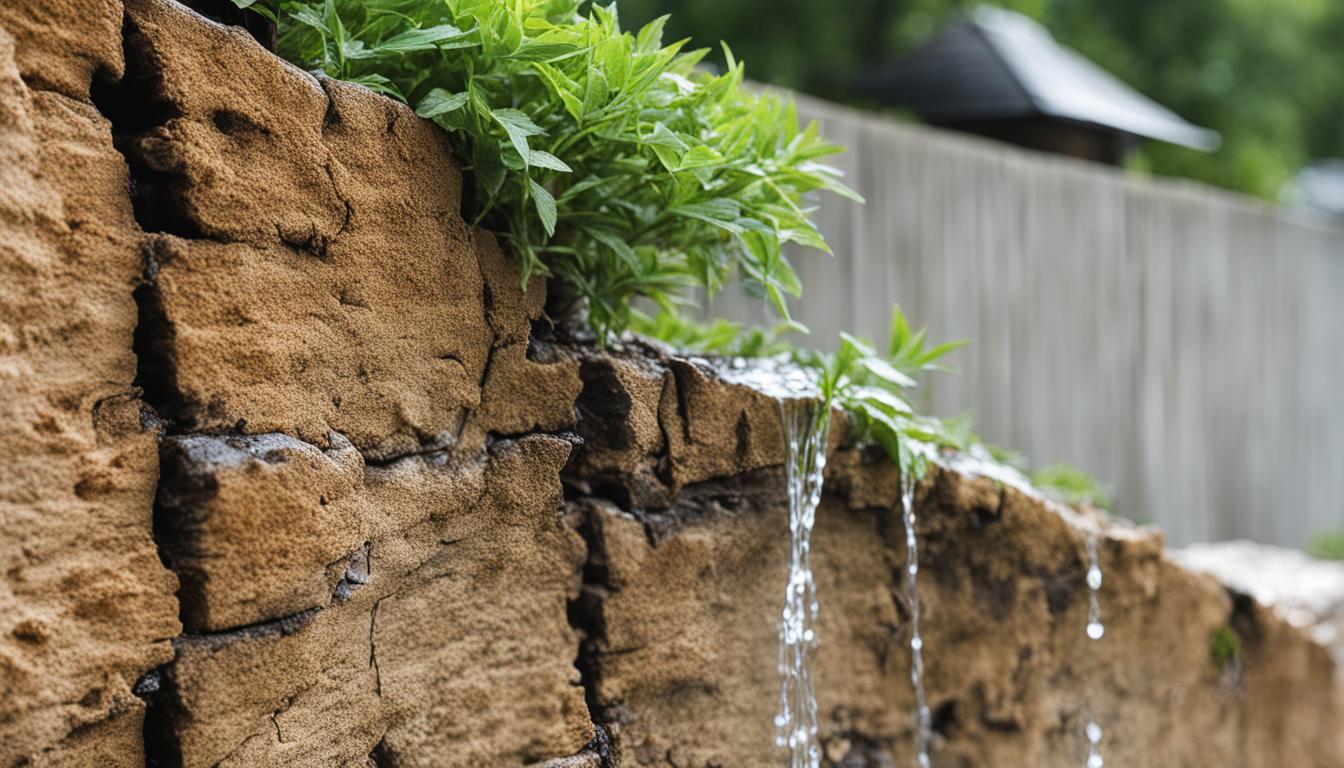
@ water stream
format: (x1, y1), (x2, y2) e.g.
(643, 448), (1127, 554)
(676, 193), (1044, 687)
(901, 463), (932, 768)
(774, 396), (832, 768)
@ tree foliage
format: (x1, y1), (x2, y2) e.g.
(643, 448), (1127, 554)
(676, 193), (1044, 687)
(618, 0), (1344, 200)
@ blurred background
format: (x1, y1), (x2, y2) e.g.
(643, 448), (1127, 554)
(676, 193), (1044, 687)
(621, 0), (1344, 550)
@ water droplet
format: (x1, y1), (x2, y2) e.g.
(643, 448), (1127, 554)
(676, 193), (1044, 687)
(1086, 721), (1102, 744)
(911, 635), (923, 651)
(1087, 621), (1105, 640)
(1088, 754), (1104, 768)
(1087, 565), (1102, 591)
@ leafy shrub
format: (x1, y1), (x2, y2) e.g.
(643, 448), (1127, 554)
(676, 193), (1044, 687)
(237, 0), (859, 341)
(1309, 529), (1344, 561)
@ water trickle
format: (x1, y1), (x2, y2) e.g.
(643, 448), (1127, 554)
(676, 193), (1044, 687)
(1085, 719), (1104, 768)
(775, 396), (832, 768)
(1086, 536), (1104, 641)
(1083, 535), (1105, 768)
(901, 464), (932, 768)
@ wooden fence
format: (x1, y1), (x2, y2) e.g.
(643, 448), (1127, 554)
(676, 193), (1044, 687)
(708, 93), (1344, 547)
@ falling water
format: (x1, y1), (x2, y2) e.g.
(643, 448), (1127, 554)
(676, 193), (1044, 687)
(1083, 535), (1104, 768)
(901, 464), (932, 768)
(774, 396), (832, 768)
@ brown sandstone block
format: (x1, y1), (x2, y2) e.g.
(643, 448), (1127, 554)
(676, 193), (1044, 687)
(156, 433), (368, 632)
(155, 436), (592, 767)
(565, 348), (792, 509)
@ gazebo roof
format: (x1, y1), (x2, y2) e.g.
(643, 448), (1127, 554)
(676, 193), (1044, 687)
(855, 6), (1220, 151)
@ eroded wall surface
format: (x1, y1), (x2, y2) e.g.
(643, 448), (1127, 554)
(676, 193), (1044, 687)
(0, 2), (1339, 767)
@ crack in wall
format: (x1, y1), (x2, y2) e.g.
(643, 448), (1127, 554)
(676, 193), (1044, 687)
(563, 498), (618, 752)
(369, 598), (383, 698)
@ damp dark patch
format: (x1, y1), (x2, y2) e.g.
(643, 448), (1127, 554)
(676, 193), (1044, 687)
(573, 359), (637, 453)
(368, 735), (400, 767)
(129, 241), (194, 425)
(142, 663), (184, 768)
(931, 699), (960, 738)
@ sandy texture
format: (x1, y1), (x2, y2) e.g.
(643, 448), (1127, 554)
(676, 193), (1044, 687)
(0, 12), (179, 766)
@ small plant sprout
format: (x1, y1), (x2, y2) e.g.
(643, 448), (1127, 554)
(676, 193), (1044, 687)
(1210, 625), (1241, 669)
(797, 305), (967, 476)
(1030, 463), (1114, 509)
(1309, 529), (1344, 561)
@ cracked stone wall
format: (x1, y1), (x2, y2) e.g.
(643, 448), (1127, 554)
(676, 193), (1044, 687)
(0, 2), (1340, 767)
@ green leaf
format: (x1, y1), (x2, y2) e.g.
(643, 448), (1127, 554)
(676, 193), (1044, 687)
(588, 228), (642, 275)
(528, 149), (572, 172)
(375, 25), (473, 55)
(472, 138), (507, 199)
(493, 108), (545, 166)
(644, 122), (689, 150)
(676, 145), (723, 171)
(635, 14), (669, 52)
(529, 178), (557, 237)
(852, 387), (913, 416)
(415, 89), (469, 118)
(582, 66), (610, 119)
(231, 0), (277, 21)
(668, 199), (743, 234)
(533, 62), (584, 120)
(860, 356), (917, 388)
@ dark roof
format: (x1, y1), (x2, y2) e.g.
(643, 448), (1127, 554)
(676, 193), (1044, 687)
(855, 6), (1220, 151)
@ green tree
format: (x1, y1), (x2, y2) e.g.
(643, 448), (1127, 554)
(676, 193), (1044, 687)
(618, 0), (1344, 200)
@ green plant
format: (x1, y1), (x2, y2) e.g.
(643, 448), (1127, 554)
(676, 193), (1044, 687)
(1309, 529), (1344, 561)
(1209, 625), (1241, 669)
(627, 307), (793, 357)
(799, 305), (967, 475)
(238, 0), (859, 341)
(1029, 463), (1113, 509)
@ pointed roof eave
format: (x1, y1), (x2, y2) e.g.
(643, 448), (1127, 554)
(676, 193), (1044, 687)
(972, 6), (1220, 151)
